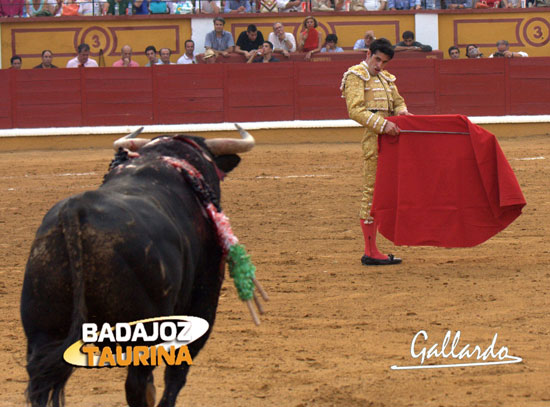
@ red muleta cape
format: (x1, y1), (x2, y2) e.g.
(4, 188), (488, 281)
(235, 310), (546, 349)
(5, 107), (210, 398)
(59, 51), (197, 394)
(371, 114), (526, 248)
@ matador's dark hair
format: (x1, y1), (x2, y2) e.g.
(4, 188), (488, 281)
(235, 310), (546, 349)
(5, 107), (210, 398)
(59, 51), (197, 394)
(369, 38), (395, 59)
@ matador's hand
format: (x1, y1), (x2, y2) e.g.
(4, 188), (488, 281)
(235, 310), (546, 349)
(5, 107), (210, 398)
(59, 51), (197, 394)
(398, 110), (413, 116)
(384, 120), (401, 136)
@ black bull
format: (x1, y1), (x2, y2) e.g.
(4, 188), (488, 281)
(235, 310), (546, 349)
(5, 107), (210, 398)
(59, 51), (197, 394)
(21, 134), (251, 407)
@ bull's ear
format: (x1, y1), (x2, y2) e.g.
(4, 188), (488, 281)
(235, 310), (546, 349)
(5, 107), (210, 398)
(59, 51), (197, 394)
(214, 154), (241, 174)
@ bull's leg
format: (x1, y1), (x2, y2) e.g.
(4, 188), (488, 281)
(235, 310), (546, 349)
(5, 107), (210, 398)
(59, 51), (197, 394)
(126, 365), (156, 407)
(156, 362), (192, 407)
(157, 278), (222, 406)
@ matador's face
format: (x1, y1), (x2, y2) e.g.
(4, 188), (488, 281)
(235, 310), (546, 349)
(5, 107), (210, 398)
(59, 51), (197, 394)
(365, 50), (391, 76)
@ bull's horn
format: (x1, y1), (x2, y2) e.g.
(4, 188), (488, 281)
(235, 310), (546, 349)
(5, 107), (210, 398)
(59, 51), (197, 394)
(204, 124), (255, 155)
(113, 127), (150, 151)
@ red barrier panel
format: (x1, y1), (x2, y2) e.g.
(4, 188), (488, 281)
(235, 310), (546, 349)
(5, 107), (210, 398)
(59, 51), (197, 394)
(508, 58), (550, 115)
(0, 70), (13, 129)
(388, 59), (437, 115)
(438, 59), (507, 116)
(14, 68), (82, 128)
(295, 60), (351, 120)
(154, 64), (225, 124)
(83, 67), (154, 126)
(224, 63), (295, 122)
(2, 57), (550, 130)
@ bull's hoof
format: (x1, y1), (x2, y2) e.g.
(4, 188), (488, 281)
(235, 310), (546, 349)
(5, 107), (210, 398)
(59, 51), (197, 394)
(146, 378), (156, 407)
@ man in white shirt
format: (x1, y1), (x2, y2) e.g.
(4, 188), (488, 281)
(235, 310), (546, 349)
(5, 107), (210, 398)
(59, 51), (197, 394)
(66, 43), (99, 68)
(156, 48), (176, 65)
(488, 40), (528, 58)
(276, 0), (302, 12)
(267, 22), (296, 59)
(177, 40), (197, 64)
(194, 0), (220, 12)
(353, 30), (376, 51)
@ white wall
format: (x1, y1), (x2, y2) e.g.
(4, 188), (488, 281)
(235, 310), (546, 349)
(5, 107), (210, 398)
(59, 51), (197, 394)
(191, 18), (216, 52)
(415, 14), (438, 51)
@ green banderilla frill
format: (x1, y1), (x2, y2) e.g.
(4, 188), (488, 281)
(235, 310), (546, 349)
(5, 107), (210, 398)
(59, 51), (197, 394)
(227, 244), (256, 302)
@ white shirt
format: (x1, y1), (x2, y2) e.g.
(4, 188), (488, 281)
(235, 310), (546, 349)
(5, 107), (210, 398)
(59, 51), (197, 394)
(66, 57), (99, 68)
(194, 0), (220, 12)
(268, 32), (296, 52)
(77, 0), (105, 15)
(276, 0), (301, 11)
(363, 0), (384, 9)
(177, 53), (196, 64)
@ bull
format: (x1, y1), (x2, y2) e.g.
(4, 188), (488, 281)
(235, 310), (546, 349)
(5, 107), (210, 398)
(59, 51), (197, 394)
(21, 125), (264, 407)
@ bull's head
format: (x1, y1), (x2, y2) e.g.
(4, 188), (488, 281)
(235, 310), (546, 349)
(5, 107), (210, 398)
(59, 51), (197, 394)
(113, 124), (255, 173)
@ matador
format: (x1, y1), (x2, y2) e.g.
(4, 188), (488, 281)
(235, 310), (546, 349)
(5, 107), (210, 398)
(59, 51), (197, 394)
(341, 38), (411, 266)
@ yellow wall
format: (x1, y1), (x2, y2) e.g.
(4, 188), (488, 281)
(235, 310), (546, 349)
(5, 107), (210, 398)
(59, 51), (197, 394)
(1, 16), (192, 68)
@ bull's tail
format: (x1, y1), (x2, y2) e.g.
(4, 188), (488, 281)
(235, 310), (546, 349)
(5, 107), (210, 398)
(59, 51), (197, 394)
(26, 199), (88, 407)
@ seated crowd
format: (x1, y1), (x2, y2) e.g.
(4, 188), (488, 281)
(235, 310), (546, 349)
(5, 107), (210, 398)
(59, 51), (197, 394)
(5, 22), (527, 69)
(1, 0), (546, 18)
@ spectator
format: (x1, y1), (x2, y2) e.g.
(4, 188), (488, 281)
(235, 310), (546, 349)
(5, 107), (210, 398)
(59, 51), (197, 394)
(466, 44), (483, 58)
(268, 22), (296, 59)
(489, 40), (528, 58)
(194, 0), (220, 12)
(388, 0), (420, 9)
(448, 45), (460, 59)
(224, 0), (251, 12)
(446, 0), (471, 7)
(149, 0), (168, 12)
(113, 45), (140, 67)
(144, 45), (159, 66)
(247, 41), (280, 63)
(535, 0), (550, 6)
(10, 55), (22, 69)
(177, 39), (197, 64)
(169, 0), (193, 13)
(353, 30), (376, 51)
(297, 16), (324, 61)
(474, 0), (504, 7)
(106, 0), (131, 14)
(26, 0), (58, 16)
(133, 0), (149, 13)
(0, 0), (24, 16)
(357, 0), (387, 9)
(205, 17), (235, 58)
(203, 48), (217, 64)
(350, 0), (366, 9)
(394, 31), (432, 52)
(60, 0), (80, 16)
(33, 50), (58, 68)
(66, 43), (98, 68)
(422, 0), (441, 8)
(259, 0), (279, 11)
(277, 0), (302, 12)
(312, 0), (334, 10)
(76, 0), (103, 15)
(321, 34), (344, 52)
(156, 48), (175, 64)
(235, 24), (265, 60)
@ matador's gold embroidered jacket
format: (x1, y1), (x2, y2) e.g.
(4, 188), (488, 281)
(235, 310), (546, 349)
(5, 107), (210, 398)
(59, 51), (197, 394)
(340, 61), (407, 134)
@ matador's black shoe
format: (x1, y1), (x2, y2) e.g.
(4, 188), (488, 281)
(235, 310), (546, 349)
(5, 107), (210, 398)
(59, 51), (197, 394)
(361, 254), (402, 266)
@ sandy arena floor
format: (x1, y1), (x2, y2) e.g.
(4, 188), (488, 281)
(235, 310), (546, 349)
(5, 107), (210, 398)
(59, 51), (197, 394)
(0, 132), (549, 407)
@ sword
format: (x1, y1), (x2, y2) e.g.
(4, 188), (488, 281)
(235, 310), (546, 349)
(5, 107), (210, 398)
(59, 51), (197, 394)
(398, 130), (469, 135)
